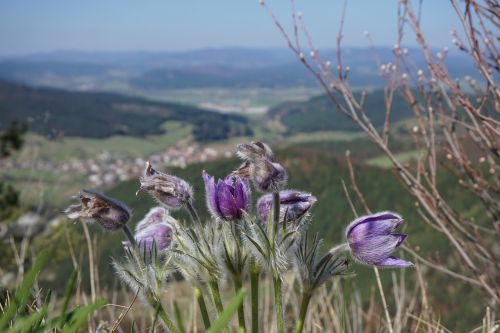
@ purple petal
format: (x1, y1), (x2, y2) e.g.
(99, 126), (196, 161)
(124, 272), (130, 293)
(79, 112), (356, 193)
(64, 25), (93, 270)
(217, 180), (239, 220)
(257, 194), (273, 221)
(135, 222), (173, 251)
(203, 171), (221, 218)
(375, 256), (414, 268)
(349, 234), (405, 265)
(346, 211), (403, 242)
(234, 177), (251, 213)
(135, 207), (168, 232)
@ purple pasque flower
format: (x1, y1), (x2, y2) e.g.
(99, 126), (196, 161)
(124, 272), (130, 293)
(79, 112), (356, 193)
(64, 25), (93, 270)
(134, 207), (174, 252)
(257, 190), (317, 223)
(65, 189), (131, 231)
(137, 162), (193, 209)
(346, 211), (414, 268)
(203, 170), (251, 221)
(234, 141), (287, 192)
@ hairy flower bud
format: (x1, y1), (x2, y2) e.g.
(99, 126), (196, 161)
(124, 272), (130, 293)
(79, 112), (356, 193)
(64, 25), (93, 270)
(203, 171), (251, 221)
(257, 190), (316, 223)
(133, 207), (175, 252)
(346, 212), (413, 268)
(234, 141), (287, 192)
(137, 162), (193, 209)
(64, 189), (131, 231)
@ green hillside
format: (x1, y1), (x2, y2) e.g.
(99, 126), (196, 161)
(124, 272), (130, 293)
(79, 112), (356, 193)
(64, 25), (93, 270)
(0, 80), (252, 142)
(269, 90), (413, 134)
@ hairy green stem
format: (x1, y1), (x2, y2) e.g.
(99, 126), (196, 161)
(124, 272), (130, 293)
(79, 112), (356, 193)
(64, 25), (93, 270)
(194, 286), (211, 331)
(186, 200), (202, 224)
(273, 276), (284, 333)
(154, 300), (182, 333)
(122, 225), (136, 247)
(250, 269), (260, 333)
(273, 192), (280, 225)
(294, 291), (312, 333)
(234, 275), (246, 333)
(209, 280), (228, 333)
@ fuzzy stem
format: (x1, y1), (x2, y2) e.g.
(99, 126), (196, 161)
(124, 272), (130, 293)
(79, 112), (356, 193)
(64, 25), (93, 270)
(295, 291), (312, 333)
(194, 286), (211, 331)
(273, 276), (284, 333)
(234, 275), (246, 333)
(250, 269), (259, 333)
(186, 200), (202, 224)
(154, 301), (182, 333)
(209, 280), (228, 333)
(374, 267), (394, 333)
(122, 225), (136, 247)
(273, 192), (280, 225)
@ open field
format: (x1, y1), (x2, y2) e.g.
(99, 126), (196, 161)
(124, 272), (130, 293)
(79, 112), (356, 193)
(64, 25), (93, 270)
(100, 83), (323, 110)
(16, 121), (193, 161)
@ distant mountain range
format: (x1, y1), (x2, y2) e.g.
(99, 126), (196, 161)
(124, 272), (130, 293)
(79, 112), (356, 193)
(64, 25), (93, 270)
(0, 48), (479, 91)
(0, 80), (252, 141)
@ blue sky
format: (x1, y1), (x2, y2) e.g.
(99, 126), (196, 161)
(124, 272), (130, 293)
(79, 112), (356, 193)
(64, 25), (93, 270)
(0, 0), (460, 55)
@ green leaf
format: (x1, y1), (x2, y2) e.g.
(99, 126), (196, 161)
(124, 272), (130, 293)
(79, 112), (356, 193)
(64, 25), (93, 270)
(58, 268), (78, 327)
(0, 250), (50, 331)
(64, 299), (106, 333)
(207, 289), (247, 333)
(173, 301), (185, 333)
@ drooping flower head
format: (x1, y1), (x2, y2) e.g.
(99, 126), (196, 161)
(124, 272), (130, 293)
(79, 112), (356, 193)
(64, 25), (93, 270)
(346, 212), (414, 268)
(133, 207), (175, 252)
(203, 170), (251, 221)
(257, 190), (317, 223)
(137, 162), (193, 209)
(64, 189), (131, 231)
(234, 141), (287, 192)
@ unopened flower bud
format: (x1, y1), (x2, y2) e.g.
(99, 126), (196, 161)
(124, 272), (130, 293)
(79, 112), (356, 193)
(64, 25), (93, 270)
(346, 212), (413, 268)
(234, 142), (288, 192)
(132, 207), (175, 252)
(257, 190), (316, 223)
(137, 162), (193, 209)
(65, 190), (131, 231)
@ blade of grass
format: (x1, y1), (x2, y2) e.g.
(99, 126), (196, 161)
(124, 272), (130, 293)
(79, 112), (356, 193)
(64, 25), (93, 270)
(208, 289), (247, 333)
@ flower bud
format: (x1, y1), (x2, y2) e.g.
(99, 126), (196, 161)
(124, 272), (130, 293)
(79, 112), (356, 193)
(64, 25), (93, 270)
(133, 207), (174, 252)
(65, 189), (131, 231)
(257, 190), (316, 223)
(203, 171), (251, 221)
(234, 142), (288, 192)
(346, 212), (413, 268)
(137, 162), (193, 209)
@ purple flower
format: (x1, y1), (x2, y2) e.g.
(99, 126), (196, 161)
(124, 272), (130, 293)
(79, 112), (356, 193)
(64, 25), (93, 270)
(257, 190), (317, 223)
(203, 171), (251, 221)
(134, 207), (174, 252)
(137, 162), (193, 209)
(234, 142), (287, 192)
(346, 212), (414, 268)
(65, 189), (131, 231)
